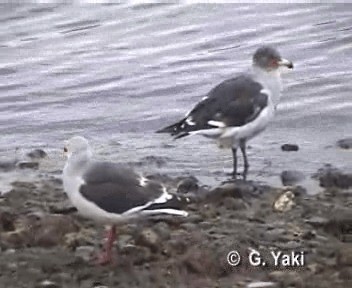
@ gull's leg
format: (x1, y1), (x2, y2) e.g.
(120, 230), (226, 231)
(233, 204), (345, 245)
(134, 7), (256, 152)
(97, 225), (116, 265)
(231, 148), (238, 179)
(240, 141), (249, 180)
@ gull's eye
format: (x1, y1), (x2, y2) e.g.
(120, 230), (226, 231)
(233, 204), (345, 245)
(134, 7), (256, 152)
(64, 147), (68, 153)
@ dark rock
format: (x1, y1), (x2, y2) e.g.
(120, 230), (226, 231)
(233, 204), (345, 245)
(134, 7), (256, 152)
(281, 144), (299, 151)
(0, 210), (16, 232)
(27, 149), (47, 160)
(206, 180), (257, 202)
(223, 197), (247, 210)
(324, 210), (352, 242)
(337, 138), (352, 150)
(0, 160), (16, 172)
(17, 161), (39, 170)
(315, 165), (352, 189)
(49, 203), (77, 215)
(281, 170), (305, 186)
(339, 267), (352, 280)
(177, 176), (199, 194)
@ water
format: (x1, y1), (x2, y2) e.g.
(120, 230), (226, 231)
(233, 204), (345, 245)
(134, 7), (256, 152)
(0, 3), (351, 191)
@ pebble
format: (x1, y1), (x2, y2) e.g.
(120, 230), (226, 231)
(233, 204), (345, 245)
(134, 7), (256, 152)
(281, 144), (299, 152)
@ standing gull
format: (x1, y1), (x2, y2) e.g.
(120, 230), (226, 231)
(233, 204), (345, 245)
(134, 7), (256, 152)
(62, 136), (188, 265)
(157, 46), (293, 178)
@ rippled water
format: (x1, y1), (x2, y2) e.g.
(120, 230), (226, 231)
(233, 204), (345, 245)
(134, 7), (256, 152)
(0, 4), (351, 190)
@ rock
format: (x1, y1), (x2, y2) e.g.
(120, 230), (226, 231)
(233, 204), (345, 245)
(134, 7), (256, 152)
(247, 281), (277, 288)
(120, 245), (154, 265)
(27, 214), (79, 247)
(339, 267), (352, 280)
(49, 203), (77, 215)
(0, 160), (16, 172)
(281, 144), (299, 152)
(223, 197), (246, 210)
(181, 247), (217, 276)
(305, 216), (329, 228)
(27, 149), (47, 160)
(17, 161), (39, 170)
(135, 228), (160, 252)
(137, 156), (170, 168)
(337, 245), (352, 266)
(337, 138), (352, 149)
(153, 222), (171, 241)
(314, 165), (352, 189)
(323, 210), (352, 242)
(0, 210), (16, 232)
(38, 280), (60, 288)
(280, 170), (305, 186)
(268, 271), (303, 287)
(273, 190), (295, 212)
(75, 245), (95, 262)
(177, 176), (199, 194)
(206, 180), (256, 202)
(1, 213), (79, 249)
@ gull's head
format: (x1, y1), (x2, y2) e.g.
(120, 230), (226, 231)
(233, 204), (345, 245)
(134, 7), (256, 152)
(64, 136), (90, 159)
(253, 46), (293, 72)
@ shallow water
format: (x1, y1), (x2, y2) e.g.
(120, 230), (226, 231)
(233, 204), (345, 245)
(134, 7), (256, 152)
(0, 4), (351, 190)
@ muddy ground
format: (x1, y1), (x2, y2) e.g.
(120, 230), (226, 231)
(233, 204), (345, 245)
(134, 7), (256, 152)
(0, 165), (351, 288)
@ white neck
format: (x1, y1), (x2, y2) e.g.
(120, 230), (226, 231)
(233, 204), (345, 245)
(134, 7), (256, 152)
(64, 148), (93, 176)
(252, 65), (283, 106)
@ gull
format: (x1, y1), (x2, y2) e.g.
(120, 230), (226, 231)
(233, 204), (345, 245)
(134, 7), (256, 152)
(62, 136), (188, 264)
(157, 46), (293, 178)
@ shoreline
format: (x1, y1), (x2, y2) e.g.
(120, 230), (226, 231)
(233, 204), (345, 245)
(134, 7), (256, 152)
(0, 164), (351, 288)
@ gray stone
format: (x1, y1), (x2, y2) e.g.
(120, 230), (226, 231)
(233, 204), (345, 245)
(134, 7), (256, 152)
(337, 138), (352, 149)
(281, 170), (305, 186)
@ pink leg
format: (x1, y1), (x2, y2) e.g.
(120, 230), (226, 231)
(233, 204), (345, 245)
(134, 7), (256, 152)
(96, 225), (117, 265)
